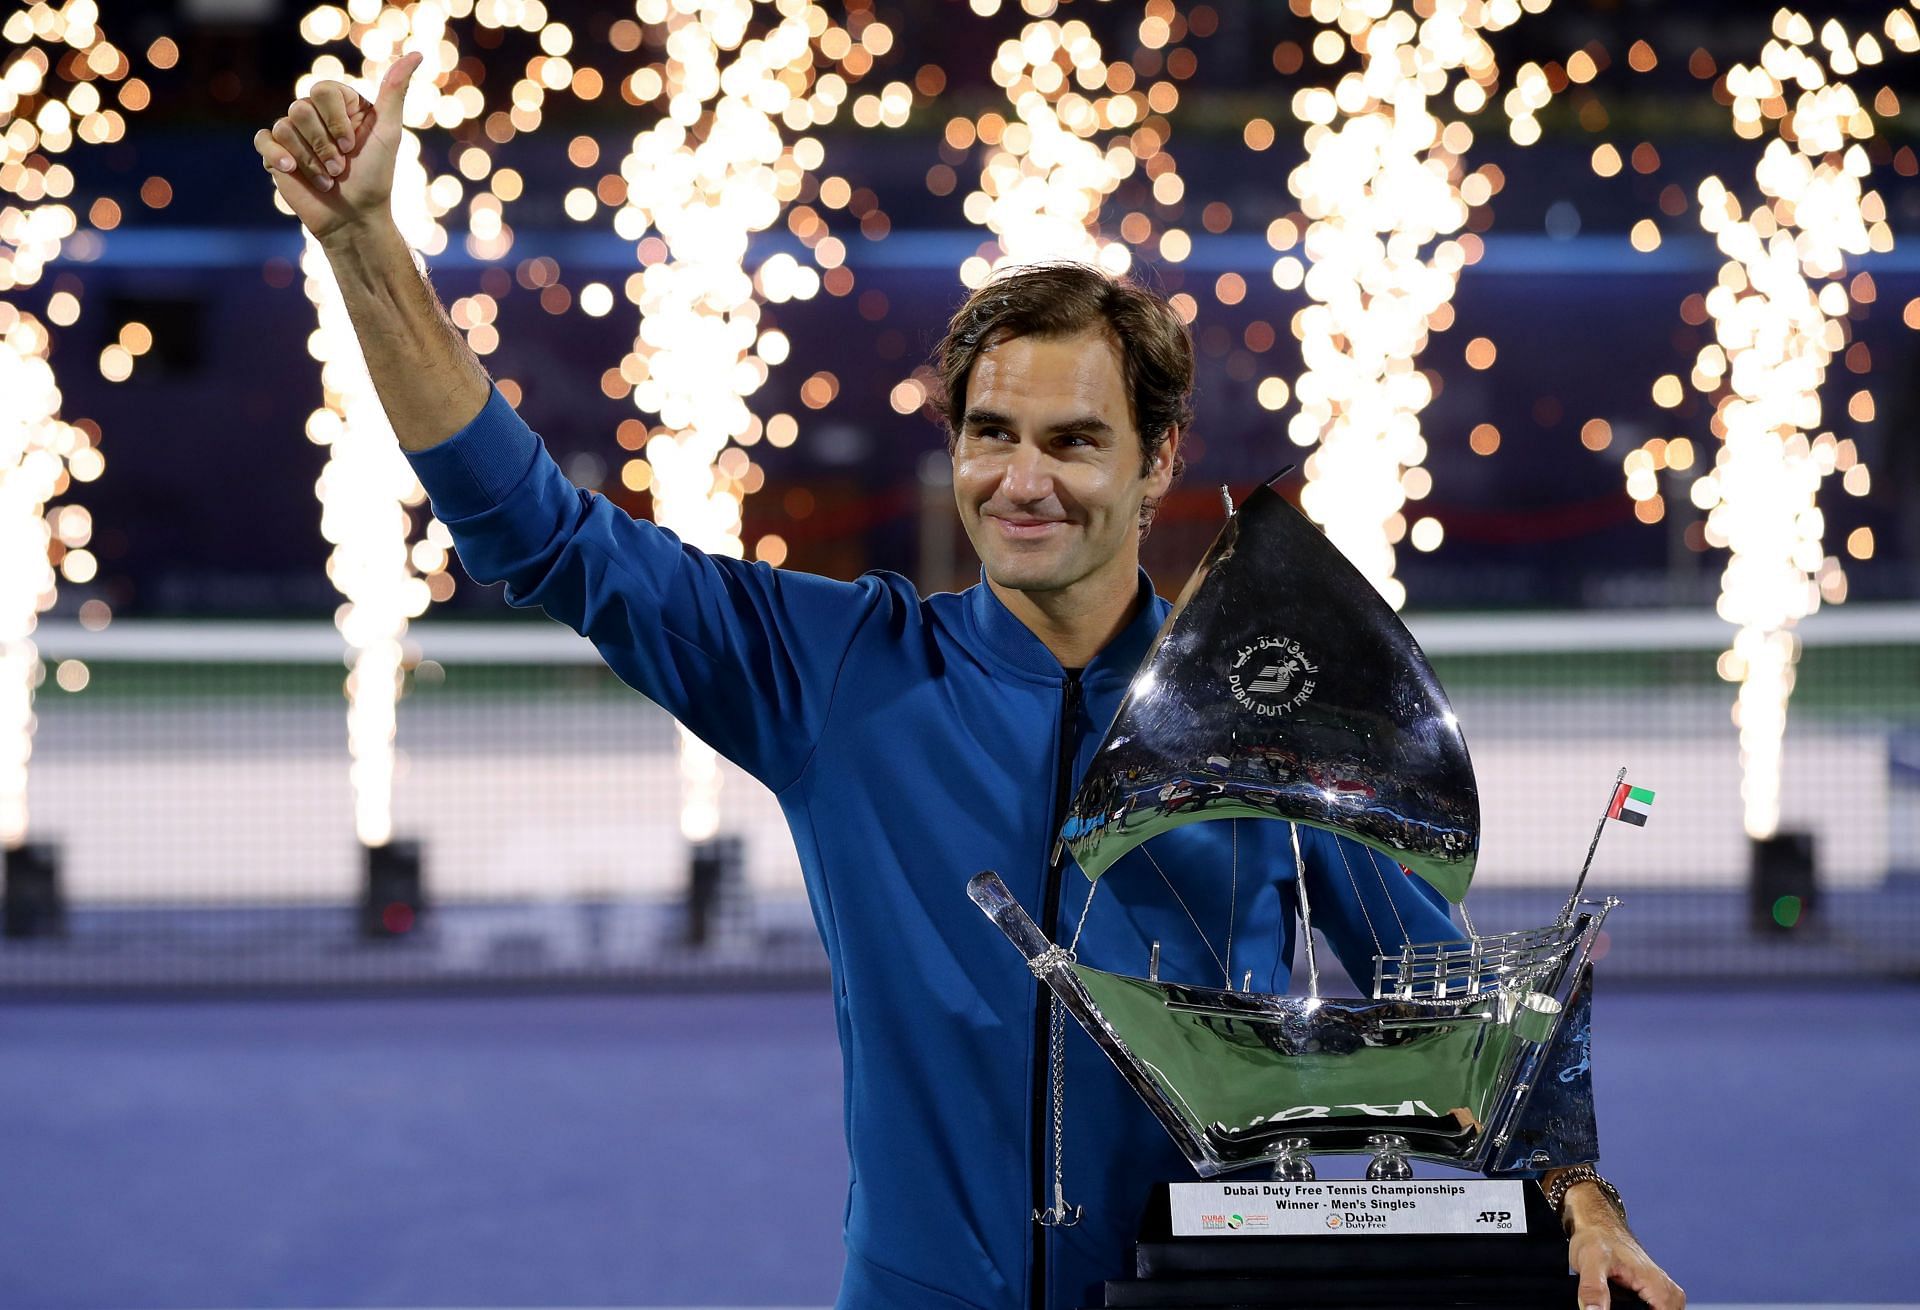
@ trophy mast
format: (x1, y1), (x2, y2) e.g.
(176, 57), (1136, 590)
(1289, 821), (1320, 998)
(1560, 766), (1628, 927)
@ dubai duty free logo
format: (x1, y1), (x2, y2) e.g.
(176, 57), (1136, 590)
(1229, 635), (1318, 716)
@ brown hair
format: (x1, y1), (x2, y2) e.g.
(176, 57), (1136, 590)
(933, 263), (1192, 524)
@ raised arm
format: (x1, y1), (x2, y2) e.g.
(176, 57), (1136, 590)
(253, 53), (883, 788)
(253, 52), (488, 451)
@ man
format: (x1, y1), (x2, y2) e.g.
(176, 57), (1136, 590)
(255, 54), (1683, 1310)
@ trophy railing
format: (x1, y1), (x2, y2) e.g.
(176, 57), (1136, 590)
(1373, 919), (1597, 1002)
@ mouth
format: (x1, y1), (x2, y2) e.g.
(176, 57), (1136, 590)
(987, 515), (1071, 541)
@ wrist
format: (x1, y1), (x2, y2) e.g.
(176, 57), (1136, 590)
(318, 214), (405, 261)
(1542, 1165), (1627, 1235)
(1562, 1181), (1623, 1228)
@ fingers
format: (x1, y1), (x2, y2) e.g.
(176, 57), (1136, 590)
(1574, 1248), (1611, 1310)
(1605, 1240), (1684, 1310)
(252, 127), (295, 175)
(1578, 1252), (1686, 1310)
(270, 116), (334, 190)
(288, 99), (345, 179)
(1631, 1272), (1685, 1310)
(310, 81), (365, 156)
(257, 78), (371, 192)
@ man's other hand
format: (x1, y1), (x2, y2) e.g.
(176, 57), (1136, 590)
(1565, 1183), (1685, 1310)
(252, 51), (423, 245)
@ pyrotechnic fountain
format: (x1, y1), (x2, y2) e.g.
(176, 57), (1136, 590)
(597, 0), (910, 841)
(953, 0), (1203, 293)
(958, 13), (1137, 283)
(291, 4), (577, 847)
(0, 4), (149, 849)
(1679, 7), (1904, 839)
(1282, 0), (1553, 609)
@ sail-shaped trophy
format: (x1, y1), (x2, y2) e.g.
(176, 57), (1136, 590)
(968, 478), (1614, 1185)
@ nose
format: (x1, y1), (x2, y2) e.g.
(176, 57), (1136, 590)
(1000, 440), (1051, 504)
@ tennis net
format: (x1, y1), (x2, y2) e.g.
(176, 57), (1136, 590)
(5, 604), (1917, 989)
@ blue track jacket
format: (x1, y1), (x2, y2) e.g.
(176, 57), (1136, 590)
(406, 387), (1462, 1310)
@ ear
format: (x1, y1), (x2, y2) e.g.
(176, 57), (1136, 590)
(1144, 426), (1181, 498)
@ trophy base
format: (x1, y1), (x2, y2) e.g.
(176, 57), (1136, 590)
(1084, 1182), (1650, 1309)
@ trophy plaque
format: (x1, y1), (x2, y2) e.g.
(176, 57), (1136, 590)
(970, 478), (1643, 1308)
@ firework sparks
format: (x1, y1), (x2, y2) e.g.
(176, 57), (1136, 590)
(958, 14), (1134, 283)
(0, 3), (146, 845)
(952, 0), (1204, 290)
(1684, 7), (1902, 840)
(1282, 0), (1551, 609)
(604, 0), (906, 841)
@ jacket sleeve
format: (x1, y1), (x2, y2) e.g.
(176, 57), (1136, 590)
(1298, 827), (1463, 993)
(405, 386), (882, 791)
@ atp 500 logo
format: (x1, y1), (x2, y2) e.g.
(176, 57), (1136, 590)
(1476, 1209), (1516, 1230)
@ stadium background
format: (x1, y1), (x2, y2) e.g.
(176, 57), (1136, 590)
(2, 0), (1916, 1306)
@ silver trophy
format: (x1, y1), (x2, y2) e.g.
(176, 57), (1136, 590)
(969, 479), (1615, 1191)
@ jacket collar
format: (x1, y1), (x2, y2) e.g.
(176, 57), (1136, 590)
(964, 568), (1169, 689)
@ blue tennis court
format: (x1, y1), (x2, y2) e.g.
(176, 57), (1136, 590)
(1, 981), (1910, 1308)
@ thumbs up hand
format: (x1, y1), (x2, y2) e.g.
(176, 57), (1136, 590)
(253, 51), (425, 246)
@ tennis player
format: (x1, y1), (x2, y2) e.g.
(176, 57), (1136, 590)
(255, 53), (1683, 1310)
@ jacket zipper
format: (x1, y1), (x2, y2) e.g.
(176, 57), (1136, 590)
(1029, 669), (1081, 1310)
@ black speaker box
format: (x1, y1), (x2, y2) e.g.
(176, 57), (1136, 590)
(3, 842), (66, 940)
(1750, 830), (1816, 933)
(361, 839), (424, 939)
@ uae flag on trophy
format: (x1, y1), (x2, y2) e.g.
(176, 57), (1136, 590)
(1607, 781), (1655, 827)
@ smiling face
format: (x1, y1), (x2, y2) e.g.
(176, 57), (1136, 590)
(952, 327), (1178, 603)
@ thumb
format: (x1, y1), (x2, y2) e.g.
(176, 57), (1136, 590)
(374, 51), (423, 125)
